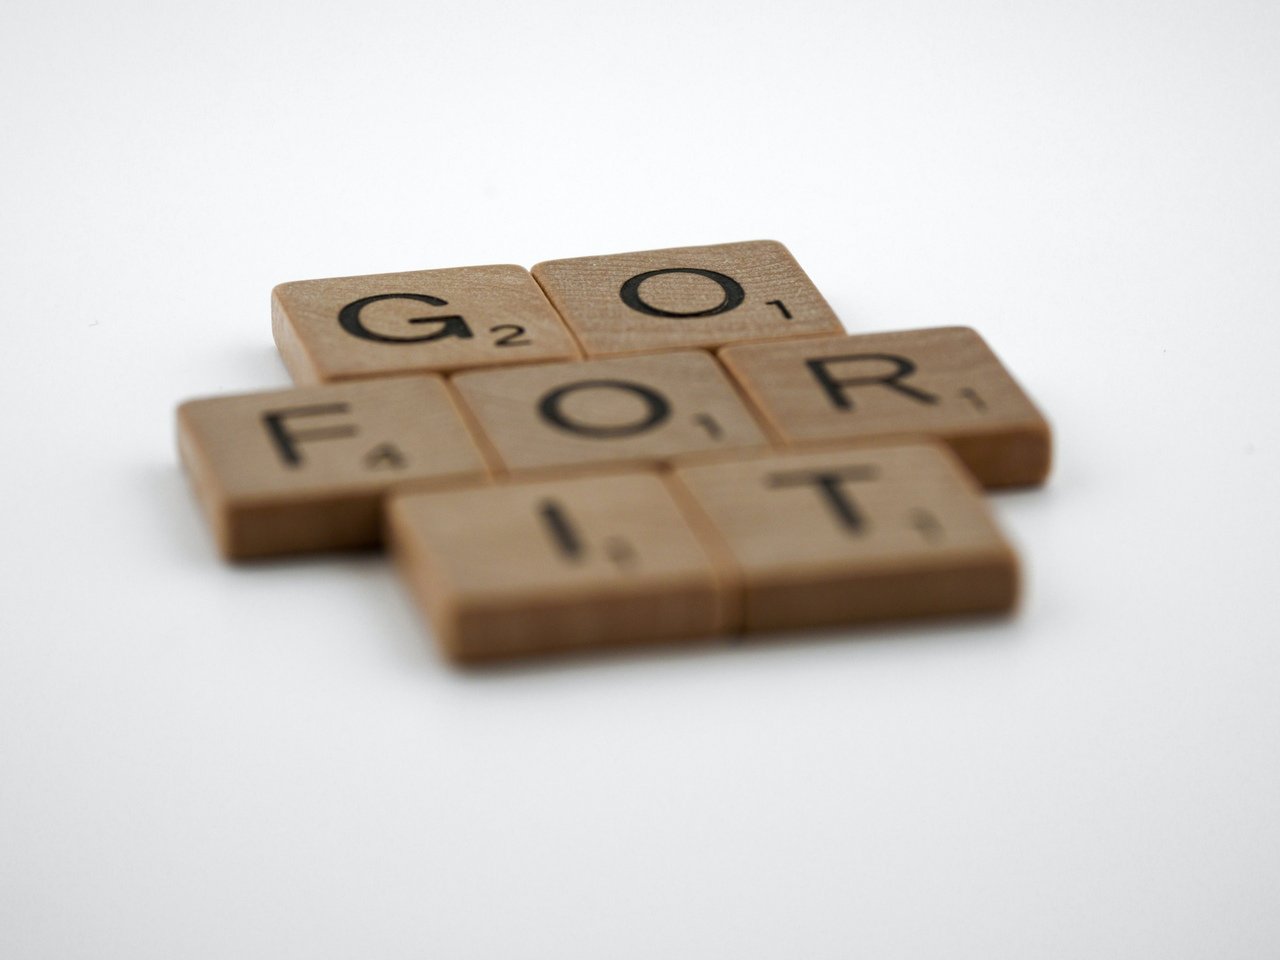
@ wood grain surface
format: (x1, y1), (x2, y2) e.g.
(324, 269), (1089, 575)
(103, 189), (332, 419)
(670, 441), (1019, 632)
(177, 376), (488, 558)
(273, 264), (579, 383)
(719, 327), (1051, 487)
(531, 240), (844, 356)
(387, 471), (727, 661)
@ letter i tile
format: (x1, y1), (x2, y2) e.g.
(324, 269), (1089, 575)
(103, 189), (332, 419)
(386, 471), (728, 661)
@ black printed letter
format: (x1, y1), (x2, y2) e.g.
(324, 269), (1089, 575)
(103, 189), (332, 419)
(805, 353), (939, 411)
(537, 379), (672, 438)
(261, 404), (357, 467)
(619, 268), (745, 318)
(337, 293), (474, 344)
(538, 499), (585, 561)
(766, 466), (879, 534)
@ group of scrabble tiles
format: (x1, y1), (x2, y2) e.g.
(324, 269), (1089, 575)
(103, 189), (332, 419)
(177, 241), (1051, 662)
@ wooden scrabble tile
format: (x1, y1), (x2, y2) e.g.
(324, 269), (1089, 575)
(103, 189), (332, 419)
(387, 471), (727, 661)
(177, 376), (488, 559)
(719, 327), (1051, 487)
(451, 350), (770, 476)
(531, 240), (844, 357)
(670, 442), (1018, 633)
(272, 264), (579, 383)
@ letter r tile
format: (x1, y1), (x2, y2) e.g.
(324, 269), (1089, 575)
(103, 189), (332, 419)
(272, 265), (579, 383)
(177, 375), (488, 559)
(719, 327), (1052, 487)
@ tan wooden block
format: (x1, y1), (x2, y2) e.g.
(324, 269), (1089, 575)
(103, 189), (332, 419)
(719, 327), (1051, 487)
(531, 240), (844, 357)
(451, 350), (770, 476)
(387, 471), (727, 661)
(272, 264), (579, 383)
(671, 442), (1018, 633)
(177, 376), (488, 559)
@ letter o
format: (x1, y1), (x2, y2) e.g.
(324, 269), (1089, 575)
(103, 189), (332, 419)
(537, 379), (672, 438)
(618, 268), (745, 319)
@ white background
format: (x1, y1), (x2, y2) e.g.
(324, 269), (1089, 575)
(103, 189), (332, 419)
(2, 1), (1278, 957)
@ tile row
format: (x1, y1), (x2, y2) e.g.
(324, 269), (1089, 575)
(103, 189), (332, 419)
(388, 441), (1018, 662)
(271, 240), (843, 382)
(177, 326), (1050, 559)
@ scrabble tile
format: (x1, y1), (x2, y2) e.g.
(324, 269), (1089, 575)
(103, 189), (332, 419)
(531, 240), (844, 357)
(272, 264), (579, 383)
(719, 327), (1051, 487)
(451, 350), (770, 476)
(177, 376), (488, 559)
(671, 442), (1018, 633)
(387, 471), (727, 661)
